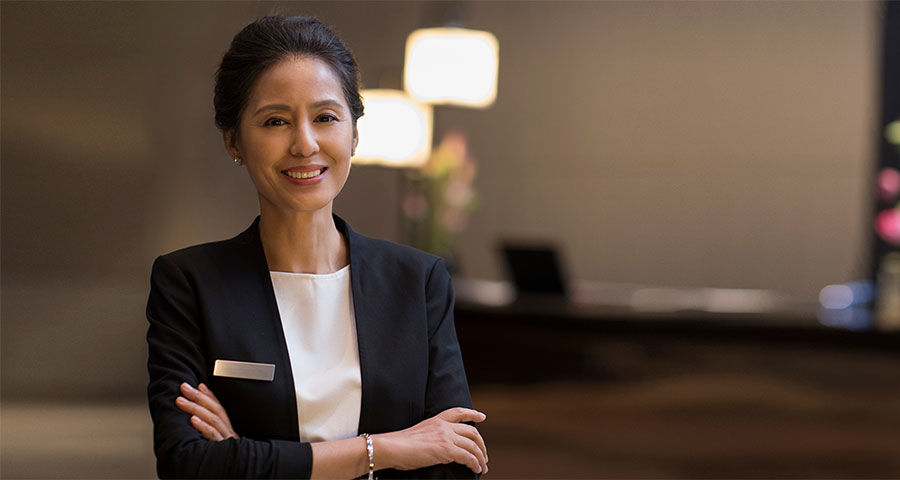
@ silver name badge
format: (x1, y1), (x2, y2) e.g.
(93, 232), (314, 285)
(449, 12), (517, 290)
(213, 360), (275, 381)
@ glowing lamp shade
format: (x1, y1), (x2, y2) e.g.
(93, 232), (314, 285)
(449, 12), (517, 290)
(404, 27), (499, 108)
(354, 89), (433, 168)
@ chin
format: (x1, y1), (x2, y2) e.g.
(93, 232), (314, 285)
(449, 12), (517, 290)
(288, 198), (337, 214)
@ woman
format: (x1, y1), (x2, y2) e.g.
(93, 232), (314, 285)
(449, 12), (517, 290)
(146, 16), (488, 479)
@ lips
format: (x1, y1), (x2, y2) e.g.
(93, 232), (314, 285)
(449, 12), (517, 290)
(281, 165), (328, 181)
(284, 168), (325, 179)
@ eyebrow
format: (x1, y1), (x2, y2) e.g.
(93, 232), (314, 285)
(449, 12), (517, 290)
(253, 99), (345, 116)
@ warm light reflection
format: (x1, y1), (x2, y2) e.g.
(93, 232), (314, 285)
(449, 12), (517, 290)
(629, 287), (779, 313)
(354, 89), (433, 168)
(404, 27), (499, 108)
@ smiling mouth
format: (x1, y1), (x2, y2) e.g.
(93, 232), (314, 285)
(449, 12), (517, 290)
(283, 167), (327, 179)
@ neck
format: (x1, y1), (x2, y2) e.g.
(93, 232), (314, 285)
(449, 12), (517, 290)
(257, 202), (348, 274)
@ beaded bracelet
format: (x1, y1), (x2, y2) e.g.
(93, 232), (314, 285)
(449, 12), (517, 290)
(361, 433), (374, 480)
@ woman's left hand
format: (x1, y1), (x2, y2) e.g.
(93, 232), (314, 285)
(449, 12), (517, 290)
(175, 382), (240, 441)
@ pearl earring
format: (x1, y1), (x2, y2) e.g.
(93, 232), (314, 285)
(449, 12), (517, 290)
(233, 156), (242, 166)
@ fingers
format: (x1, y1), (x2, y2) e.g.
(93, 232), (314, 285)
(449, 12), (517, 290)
(436, 407), (487, 424)
(176, 383), (236, 440)
(433, 407), (488, 472)
(452, 433), (488, 474)
(176, 395), (228, 434)
(181, 383), (229, 421)
(448, 444), (485, 474)
(189, 414), (224, 441)
(198, 383), (220, 402)
(453, 423), (488, 464)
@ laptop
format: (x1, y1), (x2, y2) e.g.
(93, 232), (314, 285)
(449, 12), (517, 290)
(500, 243), (568, 299)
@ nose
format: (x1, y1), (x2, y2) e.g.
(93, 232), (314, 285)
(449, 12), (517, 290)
(289, 122), (319, 158)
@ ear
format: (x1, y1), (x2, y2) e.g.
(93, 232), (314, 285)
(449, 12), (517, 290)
(351, 125), (359, 154)
(223, 129), (240, 159)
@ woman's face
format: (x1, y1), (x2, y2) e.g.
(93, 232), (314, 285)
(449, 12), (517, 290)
(226, 57), (358, 216)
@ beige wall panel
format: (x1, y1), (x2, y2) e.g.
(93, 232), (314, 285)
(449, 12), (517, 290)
(1, 1), (879, 399)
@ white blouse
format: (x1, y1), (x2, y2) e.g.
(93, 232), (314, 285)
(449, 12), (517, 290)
(269, 265), (361, 442)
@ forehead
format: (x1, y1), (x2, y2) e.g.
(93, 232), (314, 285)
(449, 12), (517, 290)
(246, 56), (346, 109)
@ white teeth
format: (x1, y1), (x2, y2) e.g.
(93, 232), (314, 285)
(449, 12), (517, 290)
(285, 168), (323, 179)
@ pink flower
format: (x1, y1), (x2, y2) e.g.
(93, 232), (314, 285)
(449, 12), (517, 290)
(875, 208), (900, 246)
(877, 168), (900, 204)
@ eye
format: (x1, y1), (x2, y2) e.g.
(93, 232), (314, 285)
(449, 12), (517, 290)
(315, 114), (338, 123)
(263, 117), (288, 127)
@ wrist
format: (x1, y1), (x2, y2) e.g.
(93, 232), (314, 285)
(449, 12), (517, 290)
(370, 433), (395, 471)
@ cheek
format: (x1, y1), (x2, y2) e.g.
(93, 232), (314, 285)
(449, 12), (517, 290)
(330, 152), (352, 188)
(244, 165), (272, 194)
(326, 130), (355, 161)
(243, 135), (280, 160)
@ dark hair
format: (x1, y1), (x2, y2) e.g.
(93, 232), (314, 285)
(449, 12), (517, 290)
(214, 16), (364, 133)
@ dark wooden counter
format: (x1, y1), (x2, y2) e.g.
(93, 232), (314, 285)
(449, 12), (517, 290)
(453, 297), (899, 384)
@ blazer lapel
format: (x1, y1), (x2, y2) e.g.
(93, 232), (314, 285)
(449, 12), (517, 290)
(334, 215), (378, 436)
(227, 217), (301, 441)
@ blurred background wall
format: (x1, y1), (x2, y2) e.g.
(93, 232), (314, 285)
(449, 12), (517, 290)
(1, 0), (878, 403)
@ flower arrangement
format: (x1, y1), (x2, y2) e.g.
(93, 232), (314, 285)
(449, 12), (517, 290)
(876, 120), (900, 246)
(874, 119), (900, 329)
(401, 131), (478, 271)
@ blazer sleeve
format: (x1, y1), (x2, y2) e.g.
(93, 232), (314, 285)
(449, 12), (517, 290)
(417, 258), (481, 479)
(423, 258), (473, 417)
(146, 254), (313, 479)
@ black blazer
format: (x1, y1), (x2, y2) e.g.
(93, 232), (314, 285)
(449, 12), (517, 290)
(146, 215), (475, 479)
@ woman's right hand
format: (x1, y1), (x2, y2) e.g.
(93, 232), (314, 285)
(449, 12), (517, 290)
(374, 407), (488, 474)
(175, 382), (240, 442)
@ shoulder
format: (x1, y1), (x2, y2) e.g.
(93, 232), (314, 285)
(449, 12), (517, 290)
(158, 237), (238, 266)
(353, 233), (438, 266)
(344, 225), (445, 280)
(152, 219), (258, 276)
